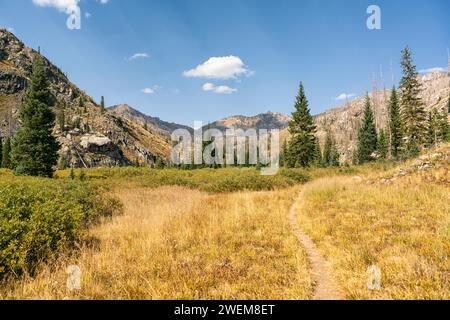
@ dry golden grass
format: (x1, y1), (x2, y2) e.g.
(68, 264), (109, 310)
(1, 185), (312, 300)
(296, 173), (450, 300)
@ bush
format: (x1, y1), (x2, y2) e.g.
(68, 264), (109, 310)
(0, 178), (122, 277)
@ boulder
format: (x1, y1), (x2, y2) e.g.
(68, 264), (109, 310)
(80, 134), (113, 153)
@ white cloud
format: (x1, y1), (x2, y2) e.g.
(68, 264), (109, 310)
(202, 83), (215, 91)
(98, 0), (109, 4)
(335, 93), (356, 101)
(128, 53), (150, 61)
(184, 56), (251, 80)
(202, 82), (237, 94)
(85, 12), (91, 18)
(142, 88), (155, 94)
(141, 85), (161, 94)
(419, 67), (445, 74)
(32, 0), (79, 13)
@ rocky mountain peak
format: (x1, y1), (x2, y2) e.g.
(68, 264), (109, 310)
(208, 111), (291, 132)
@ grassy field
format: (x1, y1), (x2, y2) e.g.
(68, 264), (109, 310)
(1, 185), (312, 299)
(0, 145), (448, 300)
(295, 152), (450, 299)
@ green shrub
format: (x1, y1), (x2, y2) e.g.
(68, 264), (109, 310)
(0, 178), (122, 277)
(57, 167), (311, 193)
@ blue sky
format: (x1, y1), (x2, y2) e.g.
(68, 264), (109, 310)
(1, 0), (449, 126)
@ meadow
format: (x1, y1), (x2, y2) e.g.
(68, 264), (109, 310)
(0, 145), (448, 300)
(295, 148), (450, 299)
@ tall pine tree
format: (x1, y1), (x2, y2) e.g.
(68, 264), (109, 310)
(356, 93), (377, 164)
(388, 86), (402, 159)
(1, 137), (11, 169)
(426, 110), (438, 147)
(280, 140), (288, 168)
(438, 108), (450, 142)
(322, 131), (340, 167)
(100, 96), (106, 113)
(399, 46), (426, 157)
(377, 129), (388, 160)
(11, 56), (60, 177)
(312, 138), (322, 167)
(287, 82), (317, 167)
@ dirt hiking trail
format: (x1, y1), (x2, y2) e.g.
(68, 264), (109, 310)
(288, 193), (344, 300)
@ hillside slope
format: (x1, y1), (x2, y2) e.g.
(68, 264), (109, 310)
(109, 104), (193, 137)
(313, 71), (450, 161)
(0, 29), (171, 167)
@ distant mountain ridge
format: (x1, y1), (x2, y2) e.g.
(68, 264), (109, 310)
(205, 112), (291, 131)
(204, 71), (449, 162)
(109, 104), (193, 137)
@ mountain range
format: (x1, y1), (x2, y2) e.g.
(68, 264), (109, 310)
(1, 28), (449, 166)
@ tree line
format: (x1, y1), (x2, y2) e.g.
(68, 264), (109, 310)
(282, 46), (450, 168)
(1, 47), (449, 176)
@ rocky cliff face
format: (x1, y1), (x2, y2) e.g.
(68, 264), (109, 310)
(0, 29), (171, 168)
(314, 71), (450, 161)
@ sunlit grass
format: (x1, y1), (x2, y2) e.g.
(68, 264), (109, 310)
(297, 173), (450, 299)
(1, 186), (312, 300)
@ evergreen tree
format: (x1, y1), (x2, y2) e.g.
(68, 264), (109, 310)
(377, 129), (388, 160)
(100, 96), (106, 113)
(388, 86), (402, 159)
(280, 140), (288, 168)
(312, 138), (322, 167)
(287, 82), (317, 167)
(426, 110), (438, 147)
(356, 93), (378, 164)
(330, 142), (340, 167)
(322, 131), (340, 167)
(11, 56), (60, 177)
(1, 137), (11, 169)
(399, 46), (426, 157)
(438, 109), (450, 142)
(352, 149), (359, 165)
